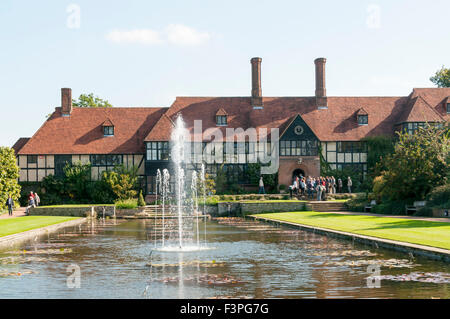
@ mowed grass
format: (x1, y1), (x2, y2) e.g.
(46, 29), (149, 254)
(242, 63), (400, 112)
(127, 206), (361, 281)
(0, 216), (80, 237)
(254, 211), (450, 250)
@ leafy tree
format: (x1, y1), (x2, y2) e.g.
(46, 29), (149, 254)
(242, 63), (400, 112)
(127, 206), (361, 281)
(72, 93), (112, 108)
(214, 166), (227, 194)
(374, 122), (449, 201)
(0, 147), (21, 209)
(103, 165), (138, 200)
(63, 161), (91, 201)
(430, 66), (450, 88)
(197, 172), (216, 197)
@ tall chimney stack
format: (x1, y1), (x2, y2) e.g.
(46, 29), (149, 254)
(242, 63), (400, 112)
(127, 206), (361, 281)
(61, 88), (72, 116)
(314, 58), (328, 109)
(251, 57), (263, 108)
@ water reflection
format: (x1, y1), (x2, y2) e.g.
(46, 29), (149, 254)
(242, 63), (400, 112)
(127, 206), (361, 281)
(0, 217), (448, 299)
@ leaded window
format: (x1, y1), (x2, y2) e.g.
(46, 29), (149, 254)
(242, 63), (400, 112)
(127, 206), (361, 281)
(90, 154), (123, 166)
(280, 140), (318, 156)
(337, 141), (367, 153)
(216, 115), (227, 126)
(103, 126), (114, 136)
(146, 142), (170, 161)
(358, 115), (368, 125)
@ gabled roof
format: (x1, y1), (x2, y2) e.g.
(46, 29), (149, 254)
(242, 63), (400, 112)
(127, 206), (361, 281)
(12, 137), (30, 154)
(19, 107), (167, 155)
(144, 95), (410, 142)
(144, 113), (174, 142)
(397, 94), (444, 123)
(356, 108), (368, 115)
(215, 108), (228, 116)
(408, 88), (450, 121)
(101, 118), (115, 127)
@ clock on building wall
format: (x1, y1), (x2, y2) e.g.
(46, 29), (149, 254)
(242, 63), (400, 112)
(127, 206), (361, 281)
(294, 125), (304, 135)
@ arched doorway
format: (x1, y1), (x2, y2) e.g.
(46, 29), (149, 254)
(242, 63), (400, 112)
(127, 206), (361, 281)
(292, 168), (305, 181)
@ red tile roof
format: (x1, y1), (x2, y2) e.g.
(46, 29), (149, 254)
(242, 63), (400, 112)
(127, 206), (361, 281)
(145, 95), (410, 142)
(18, 88), (450, 155)
(18, 107), (167, 155)
(12, 137), (30, 154)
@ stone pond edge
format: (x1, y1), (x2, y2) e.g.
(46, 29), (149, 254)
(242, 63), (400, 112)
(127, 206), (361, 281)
(249, 215), (450, 263)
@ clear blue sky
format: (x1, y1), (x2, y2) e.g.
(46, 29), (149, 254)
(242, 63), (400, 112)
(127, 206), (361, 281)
(1, 0), (449, 147)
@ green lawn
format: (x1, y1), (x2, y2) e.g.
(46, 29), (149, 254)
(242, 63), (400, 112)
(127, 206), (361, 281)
(221, 200), (307, 203)
(36, 204), (114, 208)
(0, 216), (80, 237)
(253, 211), (450, 250)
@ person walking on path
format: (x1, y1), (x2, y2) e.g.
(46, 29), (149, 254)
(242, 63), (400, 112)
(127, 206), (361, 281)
(6, 195), (14, 216)
(347, 176), (353, 193)
(258, 176), (265, 194)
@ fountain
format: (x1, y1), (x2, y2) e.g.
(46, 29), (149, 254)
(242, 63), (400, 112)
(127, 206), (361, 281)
(154, 114), (210, 252)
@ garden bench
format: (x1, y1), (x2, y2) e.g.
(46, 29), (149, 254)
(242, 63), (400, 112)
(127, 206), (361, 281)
(364, 200), (377, 212)
(405, 201), (426, 215)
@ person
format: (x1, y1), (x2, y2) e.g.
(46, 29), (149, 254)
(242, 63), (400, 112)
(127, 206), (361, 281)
(293, 178), (298, 195)
(347, 176), (353, 193)
(338, 178), (343, 193)
(34, 192), (40, 207)
(6, 195), (14, 216)
(26, 192), (36, 215)
(288, 185), (293, 199)
(316, 182), (322, 201)
(299, 178), (306, 196)
(331, 176), (336, 194)
(258, 176), (265, 194)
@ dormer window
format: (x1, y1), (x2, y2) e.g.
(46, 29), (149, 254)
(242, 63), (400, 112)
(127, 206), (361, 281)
(357, 108), (368, 125)
(102, 119), (115, 137)
(103, 126), (114, 136)
(215, 108), (228, 126)
(216, 115), (227, 126)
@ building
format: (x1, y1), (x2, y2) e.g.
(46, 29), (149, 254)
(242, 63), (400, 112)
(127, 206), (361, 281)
(13, 58), (450, 199)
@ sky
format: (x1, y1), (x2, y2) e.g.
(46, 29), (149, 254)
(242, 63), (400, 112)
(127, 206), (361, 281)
(0, 0), (449, 147)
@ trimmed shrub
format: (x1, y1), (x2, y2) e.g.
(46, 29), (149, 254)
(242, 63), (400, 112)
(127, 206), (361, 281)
(115, 199), (138, 209)
(344, 193), (368, 212)
(138, 190), (146, 207)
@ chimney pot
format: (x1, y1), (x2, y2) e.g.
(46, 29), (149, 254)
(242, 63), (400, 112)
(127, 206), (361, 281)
(251, 57), (263, 108)
(61, 88), (72, 116)
(314, 58), (328, 108)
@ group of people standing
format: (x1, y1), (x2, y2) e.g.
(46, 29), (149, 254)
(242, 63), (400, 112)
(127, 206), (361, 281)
(289, 175), (353, 200)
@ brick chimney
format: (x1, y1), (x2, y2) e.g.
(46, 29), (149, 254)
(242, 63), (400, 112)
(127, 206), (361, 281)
(314, 58), (328, 109)
(61, 88), (72, 116)
(251, 57), (263, 108)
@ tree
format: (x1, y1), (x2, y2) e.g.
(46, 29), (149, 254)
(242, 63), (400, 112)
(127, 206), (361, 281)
(72, 93), (113, 108)
(430, 66), (450, 88)
(0, 147), (21, 209)
(102, 165), (138, 200)
(63, 161), (91, 201)
(374, 122), (449, 201)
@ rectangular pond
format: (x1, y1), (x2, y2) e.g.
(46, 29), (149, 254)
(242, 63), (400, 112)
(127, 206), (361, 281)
(0, 217), (449, 299)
